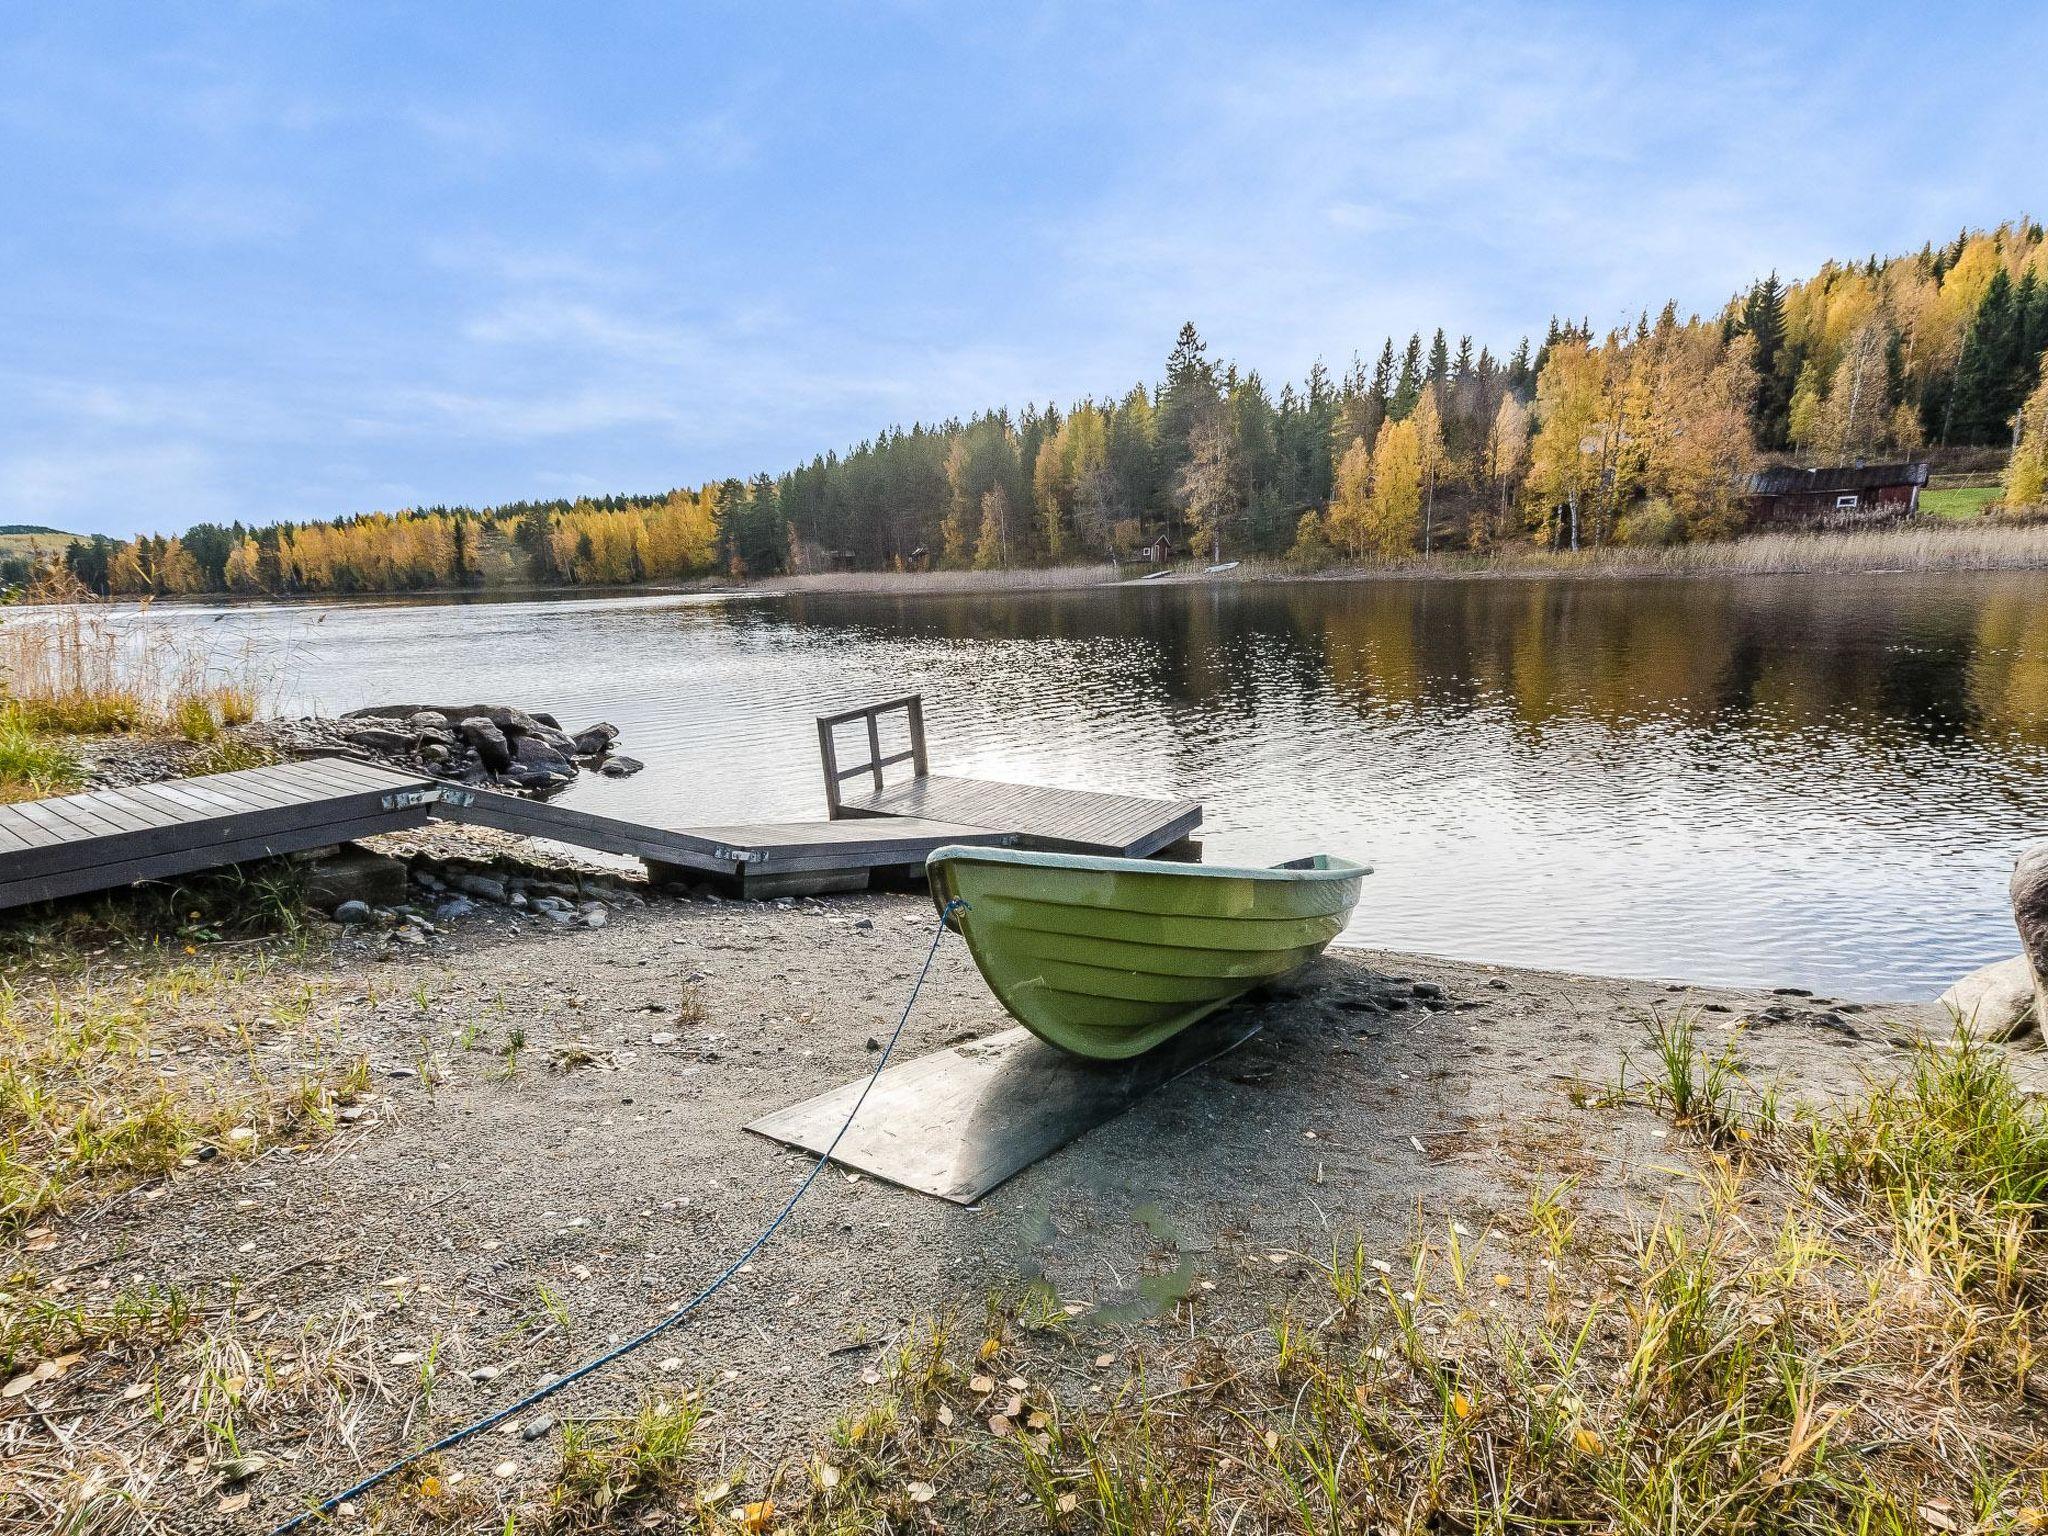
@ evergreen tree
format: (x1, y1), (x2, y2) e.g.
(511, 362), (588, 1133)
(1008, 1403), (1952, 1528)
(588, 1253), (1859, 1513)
(1155, 323), (1219, 530)
(1391, 334), (1424, 418)
(1505, 338), (1533, 393)
(1948, 267), (2023, 443)
(1426, 328), (1451, 389)
(1370, 338), (1396, 401)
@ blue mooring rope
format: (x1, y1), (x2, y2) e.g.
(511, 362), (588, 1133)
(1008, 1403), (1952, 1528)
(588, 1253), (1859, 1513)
(272, 898), (967, 1534)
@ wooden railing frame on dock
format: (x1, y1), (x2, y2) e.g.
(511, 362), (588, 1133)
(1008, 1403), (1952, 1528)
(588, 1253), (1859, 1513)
(816, 695), (928, 817)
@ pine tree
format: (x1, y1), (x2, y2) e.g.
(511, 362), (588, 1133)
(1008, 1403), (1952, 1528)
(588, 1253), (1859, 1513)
(1948, 267), (2021, 444)
(1505, 338), (1533, 393)
(1738, 272), (1792, 447)
(1156, 323), (1218, 524)
(1370, 339), (1396, 401)
(1391, 334), (1424, 419)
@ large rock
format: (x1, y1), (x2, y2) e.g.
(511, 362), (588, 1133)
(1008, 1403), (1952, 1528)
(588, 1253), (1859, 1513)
(301, 845), (408, 912)
(458, 718), (513, 772)
(1938, 956), (2040, 1042)
(340, 723), (416, 755)
(512, 735), (574, 773)
(2015, 843), (2048, 1033)
(572, 723), (620, 756)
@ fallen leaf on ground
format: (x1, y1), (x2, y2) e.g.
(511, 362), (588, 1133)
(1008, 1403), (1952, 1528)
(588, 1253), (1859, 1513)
(739, 1499), (775, 1532)
(906, 1482), (936, 1504)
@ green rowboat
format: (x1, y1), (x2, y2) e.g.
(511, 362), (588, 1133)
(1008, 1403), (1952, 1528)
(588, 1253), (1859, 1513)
(926, 845), (1368, 1061)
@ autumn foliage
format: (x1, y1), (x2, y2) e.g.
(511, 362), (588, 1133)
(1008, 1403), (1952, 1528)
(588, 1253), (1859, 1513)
(35, 221), (2048, 596)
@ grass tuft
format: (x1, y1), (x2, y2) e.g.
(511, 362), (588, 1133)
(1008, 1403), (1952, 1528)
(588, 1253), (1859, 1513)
(544, 1394), (705, 1530)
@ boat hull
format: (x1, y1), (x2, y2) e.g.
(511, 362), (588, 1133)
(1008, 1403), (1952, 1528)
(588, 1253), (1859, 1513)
(927, 846), (1367, 1060)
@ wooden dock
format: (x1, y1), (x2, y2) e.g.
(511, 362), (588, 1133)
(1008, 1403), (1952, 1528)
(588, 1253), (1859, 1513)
(0, 757), (438, 911)
(0, 696), (1202, 911)
(432, 785), (1015, 898)
(818, 696), (1200, 858)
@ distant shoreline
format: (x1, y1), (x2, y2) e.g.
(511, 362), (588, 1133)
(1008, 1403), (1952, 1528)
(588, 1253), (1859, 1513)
(16, 521), (2048, 610)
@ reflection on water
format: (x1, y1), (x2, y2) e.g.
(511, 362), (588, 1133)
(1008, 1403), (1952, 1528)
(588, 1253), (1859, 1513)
(136, 574), (2048, 998)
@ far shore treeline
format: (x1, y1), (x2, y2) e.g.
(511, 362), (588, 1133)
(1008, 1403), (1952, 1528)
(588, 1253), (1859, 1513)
(40, 221), (2048, 598)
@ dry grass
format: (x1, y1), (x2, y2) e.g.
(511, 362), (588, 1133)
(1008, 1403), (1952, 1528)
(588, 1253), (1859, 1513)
(728, 1025), (2048, 1536)
(1266, 521), (2048, 585)
(0, 947), (401, 1536)
(0, 595), (275, 744)
(0, 954), (367, 1235)
(2, 1288), (418, 1536)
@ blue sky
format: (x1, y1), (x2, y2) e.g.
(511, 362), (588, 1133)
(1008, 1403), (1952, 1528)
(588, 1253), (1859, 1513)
(4, 2), (2044, 539)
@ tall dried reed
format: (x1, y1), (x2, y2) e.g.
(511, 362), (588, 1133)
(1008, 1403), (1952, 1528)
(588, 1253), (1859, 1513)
(0, 592), (274, 740)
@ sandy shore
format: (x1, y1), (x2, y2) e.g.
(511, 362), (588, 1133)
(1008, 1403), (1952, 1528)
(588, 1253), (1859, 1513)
(5, 859), (2002, 1532)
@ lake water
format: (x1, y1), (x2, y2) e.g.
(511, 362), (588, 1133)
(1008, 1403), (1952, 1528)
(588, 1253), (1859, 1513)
(135, 573), (2048, 999)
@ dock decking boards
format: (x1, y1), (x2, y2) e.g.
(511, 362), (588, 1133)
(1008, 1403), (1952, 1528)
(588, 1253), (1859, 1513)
(0, 757), (438, 911)
(835, 774), (1201, 858)
(2, 693), (1205, 911)
(431, 784), (1015, 894)
(746, 1017), (1262, 1203)
(818, 695), (1202, 858)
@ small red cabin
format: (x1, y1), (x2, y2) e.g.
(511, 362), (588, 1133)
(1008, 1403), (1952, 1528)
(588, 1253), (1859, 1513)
(1744, 462), (1929, 529)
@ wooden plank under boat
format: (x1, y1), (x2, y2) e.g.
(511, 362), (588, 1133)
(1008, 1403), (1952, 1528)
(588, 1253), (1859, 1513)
(926, 844), (1368, 1061)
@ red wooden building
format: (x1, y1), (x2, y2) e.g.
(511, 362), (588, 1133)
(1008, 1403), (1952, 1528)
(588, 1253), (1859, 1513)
(1744, 461), (1929, 529)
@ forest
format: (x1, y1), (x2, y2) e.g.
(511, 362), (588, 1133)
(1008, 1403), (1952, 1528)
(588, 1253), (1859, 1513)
(50, 221), (2048, 597)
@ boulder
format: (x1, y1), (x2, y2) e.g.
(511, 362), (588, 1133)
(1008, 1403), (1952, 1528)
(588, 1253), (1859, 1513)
(406, 710), (451, 732)
(502, 762), (574, 792)
(572, 723), (620, 756)
(600, 755), (644, 778)
(302, 846), (408, 911)
(458, 718), (513, 772)
(512, 735), (575, 773)
(449, 871), (508, 904)
(340, 724), (416, 755)
(526, 724), (582, 755)
(1938, 956), (2040, 1042)
(2014, 844), (2048, 1033)
(332, 899), (374, 925)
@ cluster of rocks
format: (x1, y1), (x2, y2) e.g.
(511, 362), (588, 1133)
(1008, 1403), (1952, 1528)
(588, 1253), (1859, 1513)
(303, 844), (644, 944)
(1939, 843), (2048, 1044)
(334, 703), (643, 795)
